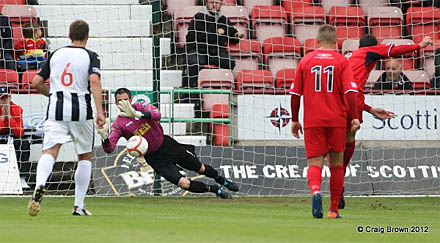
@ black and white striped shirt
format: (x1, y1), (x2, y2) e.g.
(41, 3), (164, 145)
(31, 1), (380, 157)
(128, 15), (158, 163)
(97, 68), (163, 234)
(39, 46), (101, 121)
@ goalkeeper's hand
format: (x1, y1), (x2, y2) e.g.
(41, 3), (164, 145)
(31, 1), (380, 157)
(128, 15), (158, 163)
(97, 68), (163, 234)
(95, 117), (110, 140)
(117, 100), (142, 118)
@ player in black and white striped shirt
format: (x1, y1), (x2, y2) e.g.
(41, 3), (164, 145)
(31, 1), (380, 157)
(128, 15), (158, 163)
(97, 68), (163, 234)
(29, 20), (106, 216)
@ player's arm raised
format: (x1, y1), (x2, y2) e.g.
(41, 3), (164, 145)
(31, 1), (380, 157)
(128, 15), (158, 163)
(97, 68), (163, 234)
(118, 101), (161, 121)
(99, 120), (122, 154)
(389, 36), (433, 57)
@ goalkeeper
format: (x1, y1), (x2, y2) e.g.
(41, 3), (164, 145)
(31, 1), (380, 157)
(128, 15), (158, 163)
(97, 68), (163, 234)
(96, 88), (239, 198)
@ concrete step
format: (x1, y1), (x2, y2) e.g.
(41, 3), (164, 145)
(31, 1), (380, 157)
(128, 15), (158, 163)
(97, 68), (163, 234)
(101, 70), (182, 89)
(38, 0), (138, 5)
(36, 5), (151, 21)
(48, 20), (150, 37)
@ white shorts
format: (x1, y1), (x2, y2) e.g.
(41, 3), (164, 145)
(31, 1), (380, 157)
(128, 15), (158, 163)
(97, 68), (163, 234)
(43, 120), (94, 155)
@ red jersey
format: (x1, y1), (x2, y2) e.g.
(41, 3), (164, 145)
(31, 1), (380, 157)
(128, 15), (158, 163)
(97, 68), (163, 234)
(14, 38), (47, 58)
(347, 43), (420, 110)
(0, 102), (24, 137)
(290, 49), (358, 129)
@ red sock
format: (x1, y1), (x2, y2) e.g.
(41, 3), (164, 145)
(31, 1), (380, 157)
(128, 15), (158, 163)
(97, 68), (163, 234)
(307, 165), (322, 195)
(329, 165), (344, 212)
(343, 141), (356, 173)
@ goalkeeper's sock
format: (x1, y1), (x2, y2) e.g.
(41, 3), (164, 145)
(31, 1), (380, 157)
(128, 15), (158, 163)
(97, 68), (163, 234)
(202, 164), (223, 181)
(36, 154), (55, 187)
(188, 181), (210, 193)
(74, 160), (92, 209)
(343, 141), (356, 172)
(329, 165), (344, 212)
(307, 165), (322, 195)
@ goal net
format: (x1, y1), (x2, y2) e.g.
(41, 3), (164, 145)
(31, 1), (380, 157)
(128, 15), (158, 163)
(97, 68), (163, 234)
(1, 0), (439, 197)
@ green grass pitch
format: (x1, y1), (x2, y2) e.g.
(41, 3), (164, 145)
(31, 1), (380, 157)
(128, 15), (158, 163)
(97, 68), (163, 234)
(0, 197), (438, 242)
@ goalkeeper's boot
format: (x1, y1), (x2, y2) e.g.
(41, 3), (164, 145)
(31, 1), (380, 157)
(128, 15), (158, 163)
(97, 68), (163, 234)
(213, 186), (232, 199)
(338, 187), (345, 209)
(312, 192), (323, 219)
(73, 206), (92, 216)
(328, 210), (342, 219)
(223, 179), (239, 192)
(28, 185), (46, 216)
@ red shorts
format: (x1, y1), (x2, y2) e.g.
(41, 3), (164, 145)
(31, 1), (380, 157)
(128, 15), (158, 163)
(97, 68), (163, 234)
(304, 127), (347, 159)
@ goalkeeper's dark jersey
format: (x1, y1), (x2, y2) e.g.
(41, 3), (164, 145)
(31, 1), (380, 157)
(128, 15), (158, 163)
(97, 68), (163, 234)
(103, 101), (164, 155)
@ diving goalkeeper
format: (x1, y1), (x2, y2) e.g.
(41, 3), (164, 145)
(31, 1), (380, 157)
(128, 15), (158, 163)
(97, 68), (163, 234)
(96, 88), (238, 198)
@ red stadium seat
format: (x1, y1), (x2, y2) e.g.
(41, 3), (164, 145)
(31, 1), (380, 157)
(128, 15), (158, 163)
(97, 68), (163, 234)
(165, 0), (197, 15)
(228, 39), (262, 79)
(341, 39), (359, 55)
(242, 0), (274, 12)
(21, 70), (40, 90)
(329, 6), (366, 48)
(303, 39), (318, 56)
(173, 6), (203, 48)
(282, 0), (313, 15)
(263, 37), (301, 79)
(358, 0), (388, 15)
(321, 0), (351, 15)
(1, 5), (38, 24)
(203, 94), (229, 111)
(275, 69), (295, 89)
(222, 0), (237, 6)
(251, 5), (288, 43)
(406, 7), (440, 43)
(381, 39), (418, 70)
(210, 104), (230, 146)
(289, 6), (325, 45)
(303, 38), (338, 56)
(0, 69), (19, 88)
(237, 69), (274, 92)
(403, 70), (431, 90)
(198, 69), (234, 89)
(221, 6), (249, 39)
(368, 7), (403, 45)
(365, 70), (384, 89)
(0, 0), (26, 4)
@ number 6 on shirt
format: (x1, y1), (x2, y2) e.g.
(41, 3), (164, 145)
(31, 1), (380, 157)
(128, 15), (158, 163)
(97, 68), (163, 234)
(61, 62), (73, 86)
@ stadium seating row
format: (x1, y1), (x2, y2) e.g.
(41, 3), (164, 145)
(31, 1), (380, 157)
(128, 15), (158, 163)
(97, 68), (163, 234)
(197, 68), (432, 92)
(173, 5), (440, 49)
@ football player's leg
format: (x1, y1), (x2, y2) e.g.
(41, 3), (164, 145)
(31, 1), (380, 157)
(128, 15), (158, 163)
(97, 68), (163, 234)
(30, 121), (68, 216)
(304, 128), (328, 218)
(328, 127), (346, 218)
(328, 151), (344, 218)
(71, 120), (95, 216)
(177, 144), (239, 192)
(159, 164), (231, 199)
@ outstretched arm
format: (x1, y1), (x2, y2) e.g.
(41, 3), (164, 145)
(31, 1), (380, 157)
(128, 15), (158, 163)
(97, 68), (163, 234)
(99, 119), (122, 154)
(389, 36), (433, 57)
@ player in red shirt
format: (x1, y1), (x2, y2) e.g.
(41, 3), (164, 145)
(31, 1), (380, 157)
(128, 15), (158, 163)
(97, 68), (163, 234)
(339, 35), (433, 209)
(290, 25), (360, 219)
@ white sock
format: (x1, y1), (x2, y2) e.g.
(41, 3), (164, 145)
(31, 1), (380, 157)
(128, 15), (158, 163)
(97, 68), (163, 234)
(36, 154), (55, 187)
(74, 160), (92, 209)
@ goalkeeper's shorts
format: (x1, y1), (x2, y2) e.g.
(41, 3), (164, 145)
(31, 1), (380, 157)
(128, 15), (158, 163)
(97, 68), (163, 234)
(304, 127), (346, 159)
(145, 135), (202, 185)
(43, 120), (94, 155)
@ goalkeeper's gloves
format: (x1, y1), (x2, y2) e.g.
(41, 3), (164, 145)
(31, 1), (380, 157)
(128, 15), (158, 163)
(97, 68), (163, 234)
(117, 100), (142, 118)
(95, 117), (110, 140)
